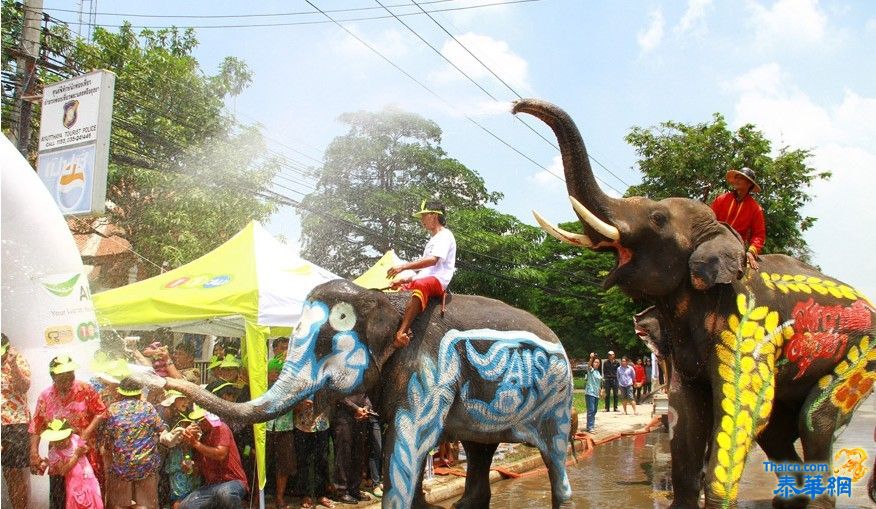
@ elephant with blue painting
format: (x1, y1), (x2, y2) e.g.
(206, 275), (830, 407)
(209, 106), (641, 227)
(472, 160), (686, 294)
(132, 198), (577, 509)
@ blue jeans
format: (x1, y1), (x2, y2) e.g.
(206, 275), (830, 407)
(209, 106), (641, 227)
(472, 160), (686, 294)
(179, 480), (247, 509)
(585, 394), (599, 431)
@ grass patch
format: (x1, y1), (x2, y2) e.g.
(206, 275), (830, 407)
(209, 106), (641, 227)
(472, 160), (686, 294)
(572, 391), (587, 414)
(573, 376), (586, 390)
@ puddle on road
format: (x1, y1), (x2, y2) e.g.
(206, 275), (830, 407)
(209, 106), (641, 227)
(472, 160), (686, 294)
(442, 396), (875, 508)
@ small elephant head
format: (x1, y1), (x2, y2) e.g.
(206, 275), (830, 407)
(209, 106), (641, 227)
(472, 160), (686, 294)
(634, 306), (668, 359)
(155, 279), (399, 424)
(513, 99), (745, 299)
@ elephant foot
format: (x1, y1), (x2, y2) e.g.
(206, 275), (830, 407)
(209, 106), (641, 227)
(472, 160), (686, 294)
(452, 497), (489, 509)
(668, 497), (702, 509)
(771, 494), (836, 509)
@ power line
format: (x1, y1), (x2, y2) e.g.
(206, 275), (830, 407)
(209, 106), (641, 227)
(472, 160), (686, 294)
(409, 0), (632, 191)
(303, 0), (625, 195)
(37, 0), (456, 19)
(33, 0), (540, 30)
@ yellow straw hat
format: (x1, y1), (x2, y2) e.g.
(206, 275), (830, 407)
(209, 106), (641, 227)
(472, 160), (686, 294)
(40, 419), (73, 442)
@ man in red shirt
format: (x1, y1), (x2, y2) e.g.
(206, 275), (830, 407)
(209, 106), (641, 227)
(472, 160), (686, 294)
(711, 167), (766, 270)
(178, 407), (248, 509)
(29, 355), (107, 509)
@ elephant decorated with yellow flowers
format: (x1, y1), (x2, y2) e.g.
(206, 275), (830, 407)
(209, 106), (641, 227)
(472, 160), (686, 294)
(514, 98), (875, 509)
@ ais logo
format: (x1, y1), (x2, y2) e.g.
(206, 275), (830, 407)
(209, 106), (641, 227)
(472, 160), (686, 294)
(164, 274), (231, 290)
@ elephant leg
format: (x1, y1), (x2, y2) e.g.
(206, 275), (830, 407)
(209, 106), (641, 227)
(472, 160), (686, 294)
(452, 441), (498, 509)
(794, 336), (876, 509)
(755, 401), (808, 509)
(668, 380), (712, 509)
(537, 439), (574, 509)
(705, 301), (784, 509)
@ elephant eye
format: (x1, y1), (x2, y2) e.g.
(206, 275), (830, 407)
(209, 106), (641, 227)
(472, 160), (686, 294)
(329, 302), (357, 332)
(650, 210), (668, 228)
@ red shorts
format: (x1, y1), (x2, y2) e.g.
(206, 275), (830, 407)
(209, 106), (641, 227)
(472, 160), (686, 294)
(405, 277), (445, 311)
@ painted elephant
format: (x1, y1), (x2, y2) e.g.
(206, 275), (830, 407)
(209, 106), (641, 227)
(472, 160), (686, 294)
(146, 279), (575, 508)
(513, 98), (876, 509)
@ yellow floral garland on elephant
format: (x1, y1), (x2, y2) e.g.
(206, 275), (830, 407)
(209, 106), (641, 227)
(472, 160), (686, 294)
(712, 293), (792, 501)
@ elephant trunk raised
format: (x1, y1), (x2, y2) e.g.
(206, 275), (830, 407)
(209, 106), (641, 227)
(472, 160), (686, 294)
(512, 99), (621, 236)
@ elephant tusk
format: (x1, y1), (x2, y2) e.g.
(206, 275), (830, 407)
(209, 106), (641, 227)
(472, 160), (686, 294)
(533, 210), (595, 247)
(569, 196), (620, 241)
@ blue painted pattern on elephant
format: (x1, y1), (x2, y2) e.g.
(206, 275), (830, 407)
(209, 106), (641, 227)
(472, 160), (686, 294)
(386, 329), (572, 509)
(265, 300), (369, 414)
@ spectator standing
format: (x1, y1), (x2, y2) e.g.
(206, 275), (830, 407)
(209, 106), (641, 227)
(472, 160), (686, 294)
(159, 391), (200, 509)
(331, 394), (371, 505)
(583, 357), (603, 433)
(601, 351), (620, 412)
(168, 342), (202, 384)
(293, 400), (334, 509)
(101, 379), (168, 509)
(204, 355), (242, 393)
(633, 359), (646, 402)
(178, 407), (249, 509)
(365, 409), (383, 498)
(30, 355), (107, 509)
(1, 334), (32, 509)
(644, 358), (653, 395)
(617, 357), (637, 415)
(711, 166), (766, 270)
(266, 357), (296, 509)
(43, 419), (103, 509)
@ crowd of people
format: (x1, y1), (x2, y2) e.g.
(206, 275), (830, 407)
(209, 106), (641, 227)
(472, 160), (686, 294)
(579, 351), (660, 434)
(1, 334), (390, 509)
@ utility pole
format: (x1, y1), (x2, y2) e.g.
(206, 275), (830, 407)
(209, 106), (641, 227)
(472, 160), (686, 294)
(11, 0), (44, 157)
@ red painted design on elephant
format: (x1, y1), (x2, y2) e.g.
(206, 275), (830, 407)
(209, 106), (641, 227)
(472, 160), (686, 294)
(784, 299), (873, 379)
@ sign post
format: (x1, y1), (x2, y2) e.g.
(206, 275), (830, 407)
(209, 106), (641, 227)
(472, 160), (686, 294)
(36, 69), (115, 216)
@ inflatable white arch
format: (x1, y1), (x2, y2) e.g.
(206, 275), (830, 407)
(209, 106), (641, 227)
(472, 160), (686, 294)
(2, 137), (100, 508)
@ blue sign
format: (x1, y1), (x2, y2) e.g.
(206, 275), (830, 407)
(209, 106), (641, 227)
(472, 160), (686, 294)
(37, 144), (97, 215)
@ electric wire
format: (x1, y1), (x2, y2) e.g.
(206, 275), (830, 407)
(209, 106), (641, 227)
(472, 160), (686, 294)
(29, 1), (540, 30)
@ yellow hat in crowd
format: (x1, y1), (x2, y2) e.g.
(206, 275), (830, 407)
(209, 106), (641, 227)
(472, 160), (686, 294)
(41, 419), (73, 442)
(49, 355), (78, 375)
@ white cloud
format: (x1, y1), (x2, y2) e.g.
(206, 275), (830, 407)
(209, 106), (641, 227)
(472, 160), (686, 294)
(529, 155), (565, 189)
(434, 33), (530, 92)
(747, 0), (828, 49)
(727, 63), (876, 298)
(638, 9), (665, 53)
(332, 27), (411, 60)
(675, 0), (712, 35)
(866, 18), (876, 32)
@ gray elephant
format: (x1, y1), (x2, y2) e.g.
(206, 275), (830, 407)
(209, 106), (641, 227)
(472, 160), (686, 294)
(143, 279), (575, 509)
(514, 98), (875, 509)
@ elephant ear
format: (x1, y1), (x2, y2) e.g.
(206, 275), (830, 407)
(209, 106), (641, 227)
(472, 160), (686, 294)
(356, 289), (400, 370)
(689, 222), (745, 290)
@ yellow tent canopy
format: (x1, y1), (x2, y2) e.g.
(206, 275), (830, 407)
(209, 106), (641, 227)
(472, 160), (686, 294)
(92, 221), (339, 489)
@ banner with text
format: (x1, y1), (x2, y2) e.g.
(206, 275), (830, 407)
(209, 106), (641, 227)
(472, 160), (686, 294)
(37, 70), (115, 216)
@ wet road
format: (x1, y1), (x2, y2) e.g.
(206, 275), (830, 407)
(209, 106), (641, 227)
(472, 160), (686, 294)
(444, 394), (875, 508)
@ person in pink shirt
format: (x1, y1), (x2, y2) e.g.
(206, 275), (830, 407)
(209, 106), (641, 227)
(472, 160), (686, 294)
(30, 355), (107, 509)
(43, 419), (103, 509)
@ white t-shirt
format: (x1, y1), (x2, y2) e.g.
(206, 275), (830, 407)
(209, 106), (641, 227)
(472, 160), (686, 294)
(414, 227), (456, 289)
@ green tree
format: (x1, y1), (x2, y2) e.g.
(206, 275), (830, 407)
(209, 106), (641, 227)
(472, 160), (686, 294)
(2, 12), (280, 279)
(299, 108), (500, 277)
(625, 113), (830, 260)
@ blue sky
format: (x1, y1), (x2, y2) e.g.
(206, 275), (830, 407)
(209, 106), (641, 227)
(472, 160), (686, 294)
(44, 0), (876, 298)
